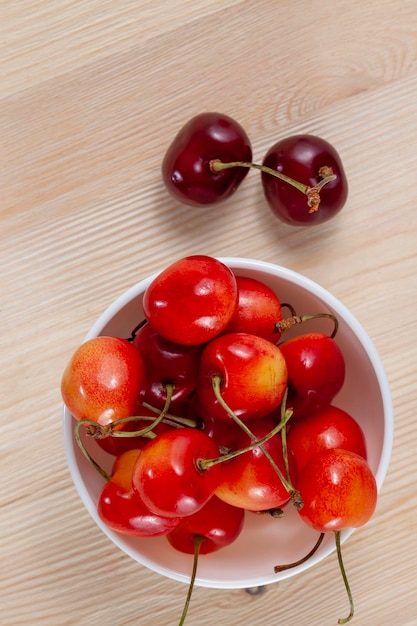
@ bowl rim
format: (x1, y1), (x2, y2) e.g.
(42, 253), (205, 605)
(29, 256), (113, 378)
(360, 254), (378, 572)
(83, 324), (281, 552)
(62, 257), (394, 588)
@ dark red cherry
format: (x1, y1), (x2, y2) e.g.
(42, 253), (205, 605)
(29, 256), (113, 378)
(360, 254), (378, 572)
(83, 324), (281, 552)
(162, 112), (252, 207)
(261, 134), (348, 225)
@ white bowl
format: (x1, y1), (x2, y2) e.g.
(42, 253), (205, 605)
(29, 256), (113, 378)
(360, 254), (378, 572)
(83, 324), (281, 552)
(62, 257), (393, 589)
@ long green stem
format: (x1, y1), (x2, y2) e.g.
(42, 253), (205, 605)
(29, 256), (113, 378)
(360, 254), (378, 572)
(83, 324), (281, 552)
(335, 530), (354, 624)
(125, 384), (174, 438)
(206, 377), (301, 504)
(274, 533), (325, 572)
(178, 535), (204, 626)
(211, 159), (310, 194)
(74, 419), (111, 481)
(141, 401), (198, 428)
(198, 403), (292, 470)
(210, 159), (336, 212)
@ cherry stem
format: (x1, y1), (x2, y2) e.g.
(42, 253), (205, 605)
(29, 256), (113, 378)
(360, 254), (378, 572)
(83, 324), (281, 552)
(274, 532), (325, 572)
(201, 378), (301, 507)
(281, 302), (298, 317)
(177, 535), (204, 626)
(198, 403), (292, 471)
(123, 384), (174, 438)
(126, 318), (148, 342)
(74, 419), (111, 482)
(73, 385), (176, 482)
(275, 312), (339, 339)
(280, 417), (291, 484)
(335, 530), (354, 624)
(141, 400), (198, 428)
(210, 159), (336, 212)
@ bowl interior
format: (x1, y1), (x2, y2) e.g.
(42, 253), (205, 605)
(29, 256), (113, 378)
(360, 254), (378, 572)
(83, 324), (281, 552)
(63, 257), (393, 589)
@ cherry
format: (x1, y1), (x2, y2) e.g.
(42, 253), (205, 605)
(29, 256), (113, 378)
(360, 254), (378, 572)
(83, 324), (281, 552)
(214, 416), (296, 511)
(162, 112), (252, 206)
(222, 275), (283, 342)
(167, 494), (245, 555)
(197, 332), (288, 423)
(132, 323), (203, 409)
(61, 336), (146, 426)
(143, 255), (238, 345)
(297, 448), (377, 624)
(297, 448), (377, 533)
(287, 405), (367, 475)
(98, 449), (182, 537)
(131, 428), (221, 518)
(167, 495), (245, 626)
(261, 134), (348, 225)
(279, 332), (345, 418)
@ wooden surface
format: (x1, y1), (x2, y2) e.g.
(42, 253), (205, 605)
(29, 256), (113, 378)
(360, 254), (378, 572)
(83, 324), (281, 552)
(1, 2), (417, 624)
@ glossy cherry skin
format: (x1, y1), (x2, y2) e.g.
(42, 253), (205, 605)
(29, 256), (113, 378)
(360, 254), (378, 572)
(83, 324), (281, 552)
(143, 255), (238, 346)
(287, 405), (367, 475)
(97, 449), (182, 537)
(297, 448), (377, 532)
(262, 134), (348, 225)
(132, 323), (203, 409)
(279, 332), (345, 419)
(132, 428), (221, 518)
(61, 336), (146, 426)
(214, 417), (296, 511)
(162, 112), (252, 206)
(167, 495), (245, 555)
(197, 332), (288, 423)
(222, 275), (283, 342)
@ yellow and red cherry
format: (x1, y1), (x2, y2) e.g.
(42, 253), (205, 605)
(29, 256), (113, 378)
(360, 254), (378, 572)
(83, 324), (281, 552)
(214, 417), (296, 511)
(61, 336), (146, 426)
(197, 331), (288, 423)
(297, 448), (377, 533)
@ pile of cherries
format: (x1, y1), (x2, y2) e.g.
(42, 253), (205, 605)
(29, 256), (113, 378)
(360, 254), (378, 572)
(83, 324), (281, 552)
(161, 113), (348, 225)
(62, 255), (377, 625)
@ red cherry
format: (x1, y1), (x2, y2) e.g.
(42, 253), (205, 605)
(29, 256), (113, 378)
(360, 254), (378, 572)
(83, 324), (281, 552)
(162, 112), (252, 206)
(279, 332), (345, 418)
(287, 405), (367, 475)
(222, 275), (283, 342)
(131, 428), (221, 518)
(132, 323), (203, 409)
(97, 450), (182, 537)
(167, 495), (245, 555)
(61, 336), (146, 426)
(262, 134), (348, 225)
(143, 255), (238, 346)
(297, 448), (377, 533)
(197, 332), (288, 423)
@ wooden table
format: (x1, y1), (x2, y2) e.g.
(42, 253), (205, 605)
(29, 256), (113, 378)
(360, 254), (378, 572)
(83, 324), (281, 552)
(2, 2), (416, 624)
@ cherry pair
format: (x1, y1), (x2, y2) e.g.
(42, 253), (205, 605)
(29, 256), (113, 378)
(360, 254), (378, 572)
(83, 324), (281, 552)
(162, 112), (348, 225)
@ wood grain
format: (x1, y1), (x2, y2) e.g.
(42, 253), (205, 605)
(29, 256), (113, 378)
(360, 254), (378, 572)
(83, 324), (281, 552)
(1, 1), (417, 624)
